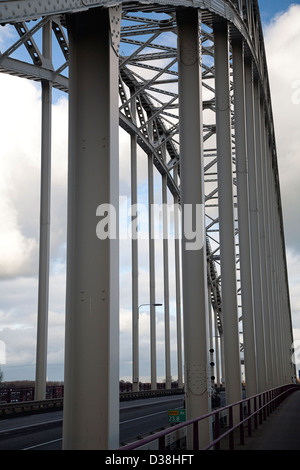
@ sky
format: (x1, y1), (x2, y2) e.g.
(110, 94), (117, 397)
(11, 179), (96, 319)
(0, 1), (300, 384)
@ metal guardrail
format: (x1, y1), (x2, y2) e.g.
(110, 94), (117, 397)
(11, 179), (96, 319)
(0, 385), (63, 404)
(120, 388), (184, 401)
(119, 384), (299, 451)
(0, 398), (63, 417)
(0, 384), (182, 402)
(0, 386), (184, 417)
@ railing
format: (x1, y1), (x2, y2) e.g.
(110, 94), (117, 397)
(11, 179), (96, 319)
(120, 387), (184, 401)
(0, 382), (182, 405)
(119, 382), (181, 393)
(0, 385), (64, 404)
(0, 397), (64, 417)
(0, 384), (178, 416)
(0, 383), (184, 416)
(120, 384), (299, 451)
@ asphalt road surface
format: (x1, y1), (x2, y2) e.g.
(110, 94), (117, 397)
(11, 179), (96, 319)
(0, 394), (185, 450)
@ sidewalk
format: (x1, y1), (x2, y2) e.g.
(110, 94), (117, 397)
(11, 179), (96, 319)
(238, 388), (300, 450)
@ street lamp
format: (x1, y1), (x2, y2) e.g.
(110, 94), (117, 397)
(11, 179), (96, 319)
(132, 303), (163, 391)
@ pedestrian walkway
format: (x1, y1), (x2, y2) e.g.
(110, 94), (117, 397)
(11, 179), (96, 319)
(239, 388), (300, 450)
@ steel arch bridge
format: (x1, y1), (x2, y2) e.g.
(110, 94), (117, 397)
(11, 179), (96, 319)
(0, 0), (295, 449)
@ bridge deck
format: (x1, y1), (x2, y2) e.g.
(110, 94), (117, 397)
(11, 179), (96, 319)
(239, 388), (300, 450)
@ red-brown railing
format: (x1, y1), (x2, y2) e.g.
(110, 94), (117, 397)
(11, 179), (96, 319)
(0, 382), (182, 404)
(0, 385), (64, 403)
(120, 384), (299, 451)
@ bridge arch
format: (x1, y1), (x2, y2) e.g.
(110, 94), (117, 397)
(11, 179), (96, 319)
(0, 0), (294, 449)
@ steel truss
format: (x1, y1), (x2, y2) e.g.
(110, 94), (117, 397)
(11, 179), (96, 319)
(0, 0), (295, 449)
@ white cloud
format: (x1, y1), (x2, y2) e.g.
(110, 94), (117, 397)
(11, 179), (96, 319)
(286, 249), (300, 328)
(0, 195), (38, 278)
(0, 74), (41, 278)
(0, 72), (68, 378)
(1, 5), (298, 383)
(263, 5), (300, 347)
(264, 4), (300, 253)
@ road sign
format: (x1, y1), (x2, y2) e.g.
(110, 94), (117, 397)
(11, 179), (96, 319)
(168, 409), (186, 423)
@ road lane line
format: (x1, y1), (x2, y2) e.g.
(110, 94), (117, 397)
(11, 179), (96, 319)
(22, 438), (62, 450)
(120, 409), (167, 424)
(0, 418), (62, 435)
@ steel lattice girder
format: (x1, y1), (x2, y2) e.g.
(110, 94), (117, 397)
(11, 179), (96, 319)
(0, 1), (291, 344)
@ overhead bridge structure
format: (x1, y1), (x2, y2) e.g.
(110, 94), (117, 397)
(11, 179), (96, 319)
(0, 0), (295, 450)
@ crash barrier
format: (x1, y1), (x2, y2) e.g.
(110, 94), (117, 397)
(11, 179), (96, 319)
(120, 384), (299, 450)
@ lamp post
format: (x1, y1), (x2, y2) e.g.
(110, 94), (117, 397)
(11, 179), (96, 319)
(132, 303), (162, 391)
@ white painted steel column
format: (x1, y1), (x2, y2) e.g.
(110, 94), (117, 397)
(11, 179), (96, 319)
(208, 285), (215, 386)
(274, 184), (294, 382)
(63, 8), (120, 449)
(274, 204), (286, 382)
(214, 309), (221, 387)
(162, 173), (171, 389)
(131, 91), (139, 393)
(174, 189), (183, 388)
(232, 40), (257, 398)
(148, 154), (157, 389)
(254, 88), (272, 390)
(259, 108), (274, 388)
(213, 22), (242, 407)
(220, 333), (225, 386)
(270, 159), (284, 384)
(35, 20), (52, 401)
(265, 147), (280, 384)
(269, 147), (285, 385)
(247, 71), (267, 392)
(177, 8), (210, 449)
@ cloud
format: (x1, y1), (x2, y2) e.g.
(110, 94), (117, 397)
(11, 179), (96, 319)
(263, 4), (300, 359)
(0, 72), (70, 277)
(0, 195), (38, 278)
(0, 72), (68, 378)
(0, 67), (158, 380)
(0, 74), (41, 278)
(286, 249), (300, 335)
(264, 4), (300, 253)
(1, 5), (298, 382)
